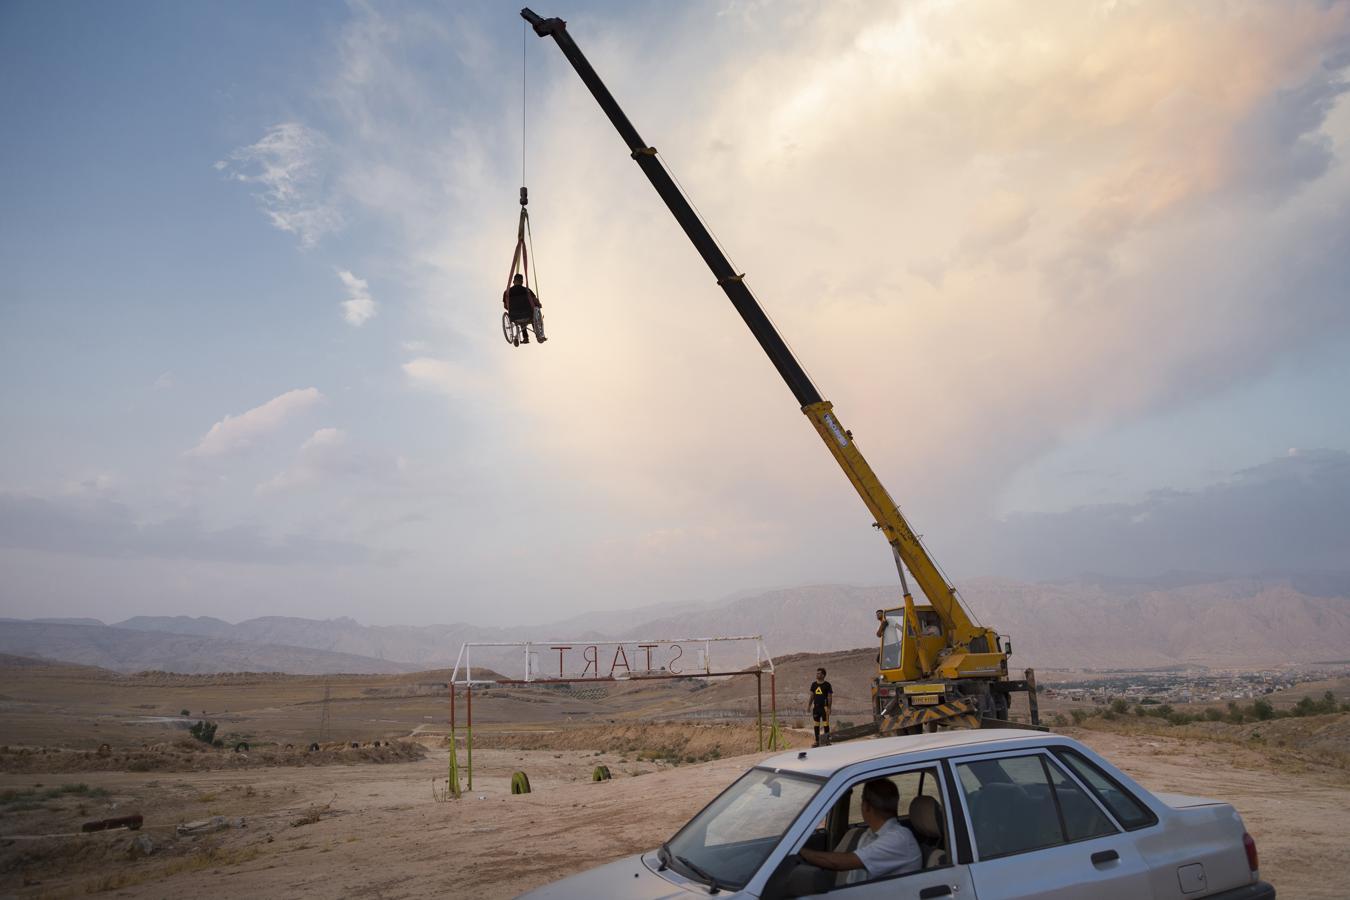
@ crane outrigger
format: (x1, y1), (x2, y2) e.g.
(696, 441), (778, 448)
(520, 8), (1040, 735)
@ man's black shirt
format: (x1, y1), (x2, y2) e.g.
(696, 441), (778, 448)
(810, 680), (833, 710)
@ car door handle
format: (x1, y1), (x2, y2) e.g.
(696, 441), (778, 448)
(1091, 849), (1120, 866)
(919, 887), (953, 899)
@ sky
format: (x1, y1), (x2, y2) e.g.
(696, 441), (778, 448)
(2, 0), (1349, 627)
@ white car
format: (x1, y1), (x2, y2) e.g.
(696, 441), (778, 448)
(521, 729), (1273, 899)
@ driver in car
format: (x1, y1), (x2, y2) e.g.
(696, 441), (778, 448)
(798, 780), (921, 885)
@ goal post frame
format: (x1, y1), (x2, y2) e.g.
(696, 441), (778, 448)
(445, 635), (780, 792)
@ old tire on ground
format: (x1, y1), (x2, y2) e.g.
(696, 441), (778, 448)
(510, 771), (532, 794)
(592, 765), (611, 781)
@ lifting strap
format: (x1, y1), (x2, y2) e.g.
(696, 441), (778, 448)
(507, 186), (539, 296)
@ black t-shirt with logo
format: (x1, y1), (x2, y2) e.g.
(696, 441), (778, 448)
(810, 680), (833, 711)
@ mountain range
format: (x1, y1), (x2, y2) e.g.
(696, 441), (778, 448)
(2, 573), (1347, 674)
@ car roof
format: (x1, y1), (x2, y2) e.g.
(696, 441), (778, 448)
(759, 729), (1060, 778)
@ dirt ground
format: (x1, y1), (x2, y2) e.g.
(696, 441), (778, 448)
(2, 724), (1347, 899)
(4, 657), (1347, 897)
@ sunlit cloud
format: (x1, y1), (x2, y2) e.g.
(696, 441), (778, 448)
(187, 388), (324, 458)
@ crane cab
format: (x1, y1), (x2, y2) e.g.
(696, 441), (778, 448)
(872, 603), (1032, 733)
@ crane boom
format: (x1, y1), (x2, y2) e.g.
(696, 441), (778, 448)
(521, 8), (1009, 689)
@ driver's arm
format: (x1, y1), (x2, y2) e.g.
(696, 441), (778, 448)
(799, 847), (863, 872)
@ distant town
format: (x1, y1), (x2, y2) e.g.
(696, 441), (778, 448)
(1043, 664), (1350, 707)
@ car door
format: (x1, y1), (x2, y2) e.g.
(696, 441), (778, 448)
(951, 750), (1152, 900)
(771, 763), (977, 900)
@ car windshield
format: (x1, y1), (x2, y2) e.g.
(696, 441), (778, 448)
(665, 767), (820, 889)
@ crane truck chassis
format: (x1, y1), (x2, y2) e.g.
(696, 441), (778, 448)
(521, 8), (1041, 737)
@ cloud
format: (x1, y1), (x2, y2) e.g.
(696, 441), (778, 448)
(187, 388), (323, 458)
(337, 269), (377, 326)
(152, 372), (174, 391)
(401, 357), (484, 397)
(960, 450), (1350, 579)
(0, 490), (370, 566)
(256, 427), (399, 494)
(217, 122), (343, 248)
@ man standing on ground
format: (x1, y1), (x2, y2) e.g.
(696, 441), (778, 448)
(808, 667), (833, 747)
(799, 779), (921, 884)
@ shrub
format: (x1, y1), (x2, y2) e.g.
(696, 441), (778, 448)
(189, 721), (218, 745)
(1291, 692), (1339, 718)
(1252, 699), (1275, 721)
(1109, 699), (1130, 715)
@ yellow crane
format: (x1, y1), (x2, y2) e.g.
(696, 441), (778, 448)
(521, 8), (1041, 735)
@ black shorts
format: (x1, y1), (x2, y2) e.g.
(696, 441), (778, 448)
(811, 706), (830, 723)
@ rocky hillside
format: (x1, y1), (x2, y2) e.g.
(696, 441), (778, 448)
(0, 621), (418, 674)
(5, 574), (1347, 672)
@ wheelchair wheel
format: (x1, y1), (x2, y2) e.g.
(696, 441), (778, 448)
(502, 312), (519, 346)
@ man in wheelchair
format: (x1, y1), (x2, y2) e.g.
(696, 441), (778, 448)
(503, 273), (546, 344)
(798, 779), (922, 885)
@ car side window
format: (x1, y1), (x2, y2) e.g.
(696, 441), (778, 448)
(957, 756), (1065, 859)
(1043, 755), (1116, 841)
(1055, 748), (1157, 831)
(847, 767), (941, 825)
(957, 753), (1123, 861)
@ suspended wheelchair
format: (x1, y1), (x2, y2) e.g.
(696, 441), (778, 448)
(502, 311), (528, 347)
(502, 187), (546, 347)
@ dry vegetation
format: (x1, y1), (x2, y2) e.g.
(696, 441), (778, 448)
(0, 739), (425, 776)
(473, 721), (807, 761)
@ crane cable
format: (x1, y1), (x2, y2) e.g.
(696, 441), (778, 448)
(522, 18), (527, 188)
(507, 21), (539, 298)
